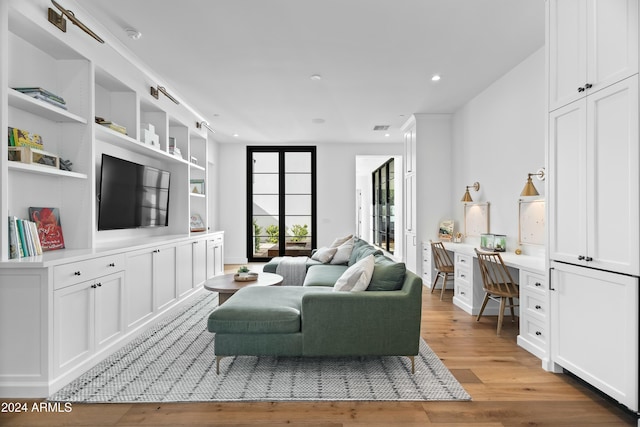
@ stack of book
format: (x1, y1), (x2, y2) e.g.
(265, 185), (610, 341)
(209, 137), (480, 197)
(8, 216), (42, 259)
(12, 87), (67, 110)
(8, 127), (44, 150)
(96, 116), (127, 135)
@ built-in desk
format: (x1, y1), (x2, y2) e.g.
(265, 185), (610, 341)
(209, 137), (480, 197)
(441, 242), (551, 367)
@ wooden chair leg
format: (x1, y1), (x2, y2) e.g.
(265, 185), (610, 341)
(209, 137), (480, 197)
(439, 273), (448, 300)
(497, 297), (507, 336)
(476, 293), (490, 322)
(509, 297), (516, 322)
(431, 273), (440, 294)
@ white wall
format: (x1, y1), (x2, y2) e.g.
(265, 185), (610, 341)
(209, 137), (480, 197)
(450, 47), (545, 253)
(219, 142), (403, 264)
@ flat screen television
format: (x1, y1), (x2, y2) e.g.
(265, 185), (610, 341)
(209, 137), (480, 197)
(98, 154), (171, 230)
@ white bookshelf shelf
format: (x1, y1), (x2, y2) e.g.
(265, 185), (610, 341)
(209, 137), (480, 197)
(8, 89), (87, 124)
(8, 161), (88, 179)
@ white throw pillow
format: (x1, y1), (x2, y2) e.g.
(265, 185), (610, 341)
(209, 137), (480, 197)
(329, 234), (353, 248)
(333, 254), (375, 292)
(330, 237), (354, 264)
(311, 247), (337, 263)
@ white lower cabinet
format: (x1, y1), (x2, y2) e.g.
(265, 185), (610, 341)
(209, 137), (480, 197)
(517, 270), (549, 364)
(207, 233), (224, 279)
(551, 262), (639, 412)
(176, 241), (195, 297)
(193, 239), (207, 286)
(53, 271), (125, 376)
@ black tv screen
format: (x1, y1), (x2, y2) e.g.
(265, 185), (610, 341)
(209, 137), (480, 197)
(98, 154), (171, 230)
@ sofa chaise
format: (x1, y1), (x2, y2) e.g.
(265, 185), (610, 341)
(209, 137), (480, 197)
(207, 238), (423, 373)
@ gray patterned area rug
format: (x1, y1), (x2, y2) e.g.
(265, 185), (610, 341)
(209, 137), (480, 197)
(49, 292), (470, 403)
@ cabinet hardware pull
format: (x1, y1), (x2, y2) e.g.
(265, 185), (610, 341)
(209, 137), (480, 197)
(108, 263), (115, 267)
(153, 249), (160, 253)
(577, 86), (585, 92)
(74, 271), (81, 276)
(585, 257), (593, 262)
(534, 282), (541, 287)
(585, 83), (592, 89)
(578, 255), (585, 260)
(535, 331), (542, 336)
(535, 305), (542, 310)
(91, 284), (97, 288)
(97, 283), (102, 287)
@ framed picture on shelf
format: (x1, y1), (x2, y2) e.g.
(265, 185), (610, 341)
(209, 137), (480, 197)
(190, 179), (205, 195)
(190, 213), (206, 232)
(28, 207), (65, 251)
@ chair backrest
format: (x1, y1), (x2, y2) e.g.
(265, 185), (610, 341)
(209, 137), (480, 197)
(431, 241), (454, 271)
(474, 248), (518, 297)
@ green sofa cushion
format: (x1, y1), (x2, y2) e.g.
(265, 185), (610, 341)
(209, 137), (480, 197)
(348, 239), (383, 266)
(208, 286), (328, 334)
(303, 264), (349, 287)
(366, 255), (406, 291)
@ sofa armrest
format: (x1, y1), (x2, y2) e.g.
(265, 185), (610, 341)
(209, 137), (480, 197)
(300, 272), (422, 356)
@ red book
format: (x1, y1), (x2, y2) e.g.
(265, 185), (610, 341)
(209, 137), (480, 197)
(29, 207), (65, 251)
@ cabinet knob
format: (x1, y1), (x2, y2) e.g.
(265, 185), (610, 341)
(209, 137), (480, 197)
(108, 263), (115, 267)
(578, 255), (585, 260)
(91, 284), (97, 289)
(534, 282), (541, 287)
(535, 305), (542, 310)
(74, 271), (81, 276)
(97, 283), (102, 287)
(585, 257), (593, 262)
(585, 83), (593, 89)
(535, 331), (542, 336)
(153, 249), (160, 253)
(577, 86), (585, 92)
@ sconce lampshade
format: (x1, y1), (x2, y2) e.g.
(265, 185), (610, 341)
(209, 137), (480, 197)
(461, 182), (480, 202)
(520, 168), (545, 197)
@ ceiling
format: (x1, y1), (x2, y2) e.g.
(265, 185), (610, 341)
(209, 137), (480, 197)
(77, 0), (545, 145)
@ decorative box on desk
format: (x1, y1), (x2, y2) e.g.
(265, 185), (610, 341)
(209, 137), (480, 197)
(480, 233), (506, 252)
(8, 146), (59, 169)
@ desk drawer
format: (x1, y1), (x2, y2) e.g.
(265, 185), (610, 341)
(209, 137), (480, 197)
(523, 291), (547, 322)
(521, 317), (548, 348)
(54, 254), (125, 290)
(455, 253), (472, 268)
(521, 270), (547, 295)
(455, 282), (472, 305)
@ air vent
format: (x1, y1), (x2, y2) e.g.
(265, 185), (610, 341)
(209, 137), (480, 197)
(373, 125), (390, 131)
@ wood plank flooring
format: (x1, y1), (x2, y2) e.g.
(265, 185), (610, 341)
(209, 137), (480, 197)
(1, 264), (637, 426)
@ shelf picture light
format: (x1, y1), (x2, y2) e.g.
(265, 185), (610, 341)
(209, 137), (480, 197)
(150, 86), (180, 105)
(521, 168), (546, 196)
(461, 182), (480, 202)
(48, 0), (105, 44)
(196, 121), (215, 133)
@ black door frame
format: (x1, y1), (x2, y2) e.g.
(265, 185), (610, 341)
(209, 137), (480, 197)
(246, 146), (317, 262)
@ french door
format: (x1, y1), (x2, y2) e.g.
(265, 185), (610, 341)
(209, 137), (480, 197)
(247, 146), (316, 261)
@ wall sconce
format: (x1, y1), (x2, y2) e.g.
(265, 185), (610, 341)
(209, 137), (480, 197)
(520, 168), (546, 196)
(196, 121), (215, 133)
(461, 182), (480, 202)
(48, 0), (105, 44)
(150, 86), (180, 105)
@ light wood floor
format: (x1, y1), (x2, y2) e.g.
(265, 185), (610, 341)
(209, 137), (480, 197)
(1, 264), (637, 426)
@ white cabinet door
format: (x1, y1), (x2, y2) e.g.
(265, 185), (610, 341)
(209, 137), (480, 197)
(125, 249), (154, 329)
(549, 76), (639, 276)
(154, 245), (177, 311)
(192, 239), (207, 287)
(586, 77), (639, 275)
(551, 262), (639, 411)
(54, 281), (93, 374)
(94, 272), (125, 349)
(549, 0), (638, 111)
(176, 241), (194, 297)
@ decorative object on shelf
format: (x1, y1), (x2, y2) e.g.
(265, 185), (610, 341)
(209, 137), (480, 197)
(140, 122), (159, 147)
(190, 179), (205, 195)
(12, 87), (67, 110)
(438, 220), (454, 241)
(8, 147), (60, 169)
(460, 182), (480, 202)
(96, 116), (127, 135)
(515, 247), (522, 255)
(59, 158), (73, 171)
(29, 207), (65, 251)
(480, 233), (506, 252)
(190, 213), (206, 232)
(453, 232), (463, 243)
(196, 120), (215, 133)
(234, 272), (259, 282)
(169, 137), (183, 158)
(9, 127), (43, 150)
(520, 168), (545, 196)
(150, 85), (179, 105)
(190, 156), (198, 165)
(48, 0), (105, 44)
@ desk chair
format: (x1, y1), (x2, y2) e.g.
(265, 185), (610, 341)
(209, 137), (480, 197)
(474, 248), (519, 335)
(430, 241), (454, 300)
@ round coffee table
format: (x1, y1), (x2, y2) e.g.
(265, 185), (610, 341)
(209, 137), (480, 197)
(204, 272), (283, 305)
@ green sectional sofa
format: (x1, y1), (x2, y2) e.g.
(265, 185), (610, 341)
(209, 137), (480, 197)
(207, 238), (423, 373)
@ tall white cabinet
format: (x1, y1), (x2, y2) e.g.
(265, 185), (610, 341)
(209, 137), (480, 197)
(0, 1), (224, 397)
(547, 0), (640, 413)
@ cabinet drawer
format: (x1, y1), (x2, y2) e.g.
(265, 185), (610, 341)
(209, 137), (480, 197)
(521, 270), (547, 295)
(523, 291), (547, 322)
(455, 266), (471, 285)
(455, 282), (472, 305)
(455, 253), (472, 268)
(54, 254), (125, 290)
(522, 317), (548, 348)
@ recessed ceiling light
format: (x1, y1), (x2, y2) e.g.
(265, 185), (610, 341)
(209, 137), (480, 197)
(431, 74), (441, 82)
(233, 133), (239, 137)
(310, 74), (322, 81)
(384, 133), (390, 137)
